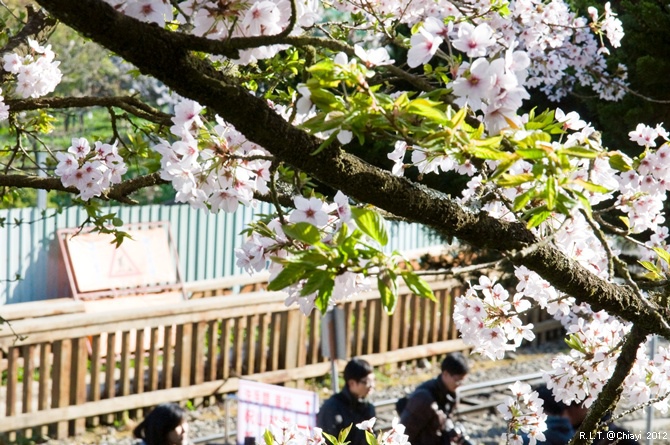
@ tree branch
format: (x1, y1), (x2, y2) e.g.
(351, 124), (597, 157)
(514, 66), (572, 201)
(571, 325), (648, 445)
(5, 96), (173, 125)
(35, 0), (670, 340)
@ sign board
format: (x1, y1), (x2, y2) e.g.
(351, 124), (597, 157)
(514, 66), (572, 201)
(57, 222), (185, 300)
(237, 380), (318, 445)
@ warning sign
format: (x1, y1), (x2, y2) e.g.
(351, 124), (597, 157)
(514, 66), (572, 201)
(109, 247), (141, 277)
(61, 225), (178, 294)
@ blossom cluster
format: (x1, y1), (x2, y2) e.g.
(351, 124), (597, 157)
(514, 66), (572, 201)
(55, 138), (128, 200)
(497, 381), (547, 445)
(453, 276), (535, 360)
(152, 98), (272, 212)
(2, 38), (62, 99)
(235, 192), (371, 315)
(105, 0), (321, 64)
(546, 314), (628, 407)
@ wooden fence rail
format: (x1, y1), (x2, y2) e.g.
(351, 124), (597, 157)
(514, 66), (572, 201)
(0, 275), (562, 442)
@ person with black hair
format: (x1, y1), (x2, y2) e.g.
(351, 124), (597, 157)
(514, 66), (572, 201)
(133, 403), (190, 445)
(522, 385), (573, 445)
(399, 352), (470, 445)
(316, 358), (376, 445)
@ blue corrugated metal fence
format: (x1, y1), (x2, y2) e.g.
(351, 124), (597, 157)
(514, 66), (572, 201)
(0, 203), (437, 304)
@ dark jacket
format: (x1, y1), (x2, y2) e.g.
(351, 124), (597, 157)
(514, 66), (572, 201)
(522, 416), (574, 445)
(316, 386), (375, 445)
(399, 376), (457, 445)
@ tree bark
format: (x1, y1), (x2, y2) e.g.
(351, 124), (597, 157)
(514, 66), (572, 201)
(33, 0), (670, 340)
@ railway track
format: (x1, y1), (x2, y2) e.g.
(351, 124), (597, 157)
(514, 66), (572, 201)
(192, 372), (545, 444)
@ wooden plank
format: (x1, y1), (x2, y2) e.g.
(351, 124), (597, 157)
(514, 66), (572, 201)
(104, 333), (116, 425)
(134, 328), (146, 418)
(163, 325), (174, 390)
(118, 331), (132, 423)
(22, 345), (35, 414)
(148, 327), (159, 392)
(206, 320), (217, 382)
(258, 314), (270, 372)
(219, 319), (231, 379)
(269, 313), (281, 371)
(343, 303), (353, 359)
(377, 300), (389, 354)
(38, 342), (51, 439)
(246, 314), (258, 374)
(70, 337), (88, 435)
(0, 298), (85, 321)
(6, 347), (18, 417)
(354, 301), (364, 357)
(234, 317), (245, 376)
(365, 300), (376, 355)
(51, 339), (72, 439)
(89, 335), (102, 427)
(307, 310), (319, 365)
(191, 321), (206, 407)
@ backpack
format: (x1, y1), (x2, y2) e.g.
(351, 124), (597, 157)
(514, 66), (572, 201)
(395, 396), (409, 415)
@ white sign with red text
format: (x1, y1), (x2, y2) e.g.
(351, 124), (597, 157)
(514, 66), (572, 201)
(237, 379), (318, 445)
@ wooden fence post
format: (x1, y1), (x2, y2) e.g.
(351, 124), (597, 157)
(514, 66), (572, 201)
(51, 339), (72, 439)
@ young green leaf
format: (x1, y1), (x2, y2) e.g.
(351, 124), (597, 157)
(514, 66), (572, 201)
(351, 207), (388, 246)
(267, 263), (305, 291)
(283, 222), (322, 245)
(401, 271), (436, 301)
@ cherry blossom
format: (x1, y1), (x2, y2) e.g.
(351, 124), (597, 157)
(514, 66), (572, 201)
(407, 27), (443, 68)
(289, 196), (332, 227)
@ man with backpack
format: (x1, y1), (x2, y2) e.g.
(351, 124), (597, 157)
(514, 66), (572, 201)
(397, 352), (470, 445)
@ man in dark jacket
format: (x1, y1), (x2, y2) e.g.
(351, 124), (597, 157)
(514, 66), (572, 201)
(316, 358), (376, 445)
(399, 352), (469, 445)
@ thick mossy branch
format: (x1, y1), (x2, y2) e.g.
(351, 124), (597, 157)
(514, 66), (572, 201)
(35, 0), (670, 340)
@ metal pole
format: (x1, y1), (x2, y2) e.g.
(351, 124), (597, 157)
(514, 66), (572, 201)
(328, 311), (339, 394)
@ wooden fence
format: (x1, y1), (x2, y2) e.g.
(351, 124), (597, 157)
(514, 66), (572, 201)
(0, 275), (562, 442)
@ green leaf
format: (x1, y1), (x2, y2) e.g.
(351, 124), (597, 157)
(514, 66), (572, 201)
(513, 189), (535, 212)
(401, 271), (436, 302)
(311, 130), (339, 155)
(652, 247), (670, 266)
(525, 207), (552, 229)
(516, 148), (547, 160)
(378, 274), (398, 314)
(609, 153), (632, 172)
(545, 176), (556, 210)
(557, 146), (600, 158)
(282, 222), (322, 245)
(564, 333), (586, 354)
(490, 155), (520, 180)
(365, 431), (379, 445)
(267, 263), (305, 291)
(322, 432), (340, 445)
(497, 173), (534, 187)
(407, 98), (448, 124)
(264, 429), (274, 445)
(638, 260), (662, 281)
(338, 424), (353, 445)
(302, 269), (333, 296)
(351, 207), (388, 246)
(571, 178), (611, 194)
(468, 145), (511, 161)
(315, 279), (335, 313)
